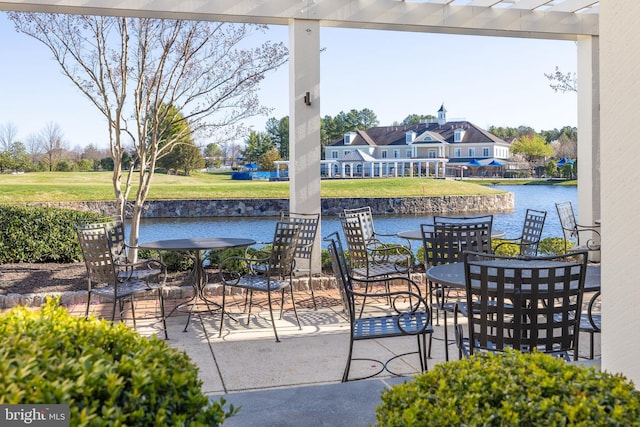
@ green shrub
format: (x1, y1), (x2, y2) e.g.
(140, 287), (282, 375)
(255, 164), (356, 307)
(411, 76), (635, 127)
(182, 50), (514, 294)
(491, 239), (521, 256)
(0, 298), (237, 426)
(0, 205), (103, 263)
(377, 351), (640, 426)
(539, 237), (572, 256)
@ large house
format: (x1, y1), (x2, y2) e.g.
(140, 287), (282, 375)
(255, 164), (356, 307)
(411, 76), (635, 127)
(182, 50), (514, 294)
(322, 105), (512, 178)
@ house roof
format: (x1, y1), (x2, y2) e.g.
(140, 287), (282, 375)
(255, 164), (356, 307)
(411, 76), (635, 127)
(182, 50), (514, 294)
(337, 149), (377, 162)
(328, 120), (510, 148)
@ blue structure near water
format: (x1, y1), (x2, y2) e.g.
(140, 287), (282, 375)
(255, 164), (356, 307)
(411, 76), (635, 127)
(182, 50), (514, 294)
(231, 171), (286, 180)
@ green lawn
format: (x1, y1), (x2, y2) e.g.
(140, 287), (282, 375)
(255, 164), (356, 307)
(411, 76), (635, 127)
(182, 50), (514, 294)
(0, 171), (503, 202)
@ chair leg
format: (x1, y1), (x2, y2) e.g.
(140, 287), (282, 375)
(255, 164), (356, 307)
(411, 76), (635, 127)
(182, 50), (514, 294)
(289, 286), (301, 330)
(309, 272), (317, 310)
(266, 290), (280, 343)
(342, 337), (355, 382)
(218, 286), (227, 338)
(158, 288), (168, 340)
(443, 310), (449, 362)
(85, 292), (92, 320)
(130, 296), (137, 329)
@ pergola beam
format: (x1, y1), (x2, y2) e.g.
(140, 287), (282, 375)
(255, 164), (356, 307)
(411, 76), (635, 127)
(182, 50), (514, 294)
(0, 0), (597, 39)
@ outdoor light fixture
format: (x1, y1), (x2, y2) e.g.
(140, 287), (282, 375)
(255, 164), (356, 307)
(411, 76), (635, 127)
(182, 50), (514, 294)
(304, 91), (311, 106)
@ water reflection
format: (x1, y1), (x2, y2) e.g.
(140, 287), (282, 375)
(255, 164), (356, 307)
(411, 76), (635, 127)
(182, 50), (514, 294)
(137, 185), (577, 247)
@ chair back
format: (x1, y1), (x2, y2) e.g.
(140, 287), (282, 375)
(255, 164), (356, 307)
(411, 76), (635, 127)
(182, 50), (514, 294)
(339, 213), (370, 270)
(267, 220), (301, 277)
(343, 206), (375, 242)
(324, 232), (355, 317)
(78, 216), (127, 262)
(426, 215), (493, 266)
(556, 201), (578, 241)
(519, 209), (547, 256)
(76, 224), (119, 288)
(462, 250), (587, 360)
(280, 211), (320, 261)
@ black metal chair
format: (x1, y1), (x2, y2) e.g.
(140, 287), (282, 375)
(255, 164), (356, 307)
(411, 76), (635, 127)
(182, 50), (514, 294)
(76, 223), (168, 339)
(324, 232), (433, 382)
(218, 220), (301, 342)
(423, 215), (493, 361)
(555, 201), (600, 257)
(78, 216), (162, 281)
(455, 250), (588, 361)
(339, 212), (413, 314)
(280, 211), (321, 309)
(494, 209), (547, 256)
(342, 206), (412, 250)
(580, 290), (601, 359)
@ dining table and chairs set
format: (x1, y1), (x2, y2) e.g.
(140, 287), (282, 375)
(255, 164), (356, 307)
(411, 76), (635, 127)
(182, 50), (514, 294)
(75, 200), (601, 381)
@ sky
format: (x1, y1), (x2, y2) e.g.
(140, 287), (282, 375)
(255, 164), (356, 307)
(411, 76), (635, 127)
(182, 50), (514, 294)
(0, 13), (578, 150)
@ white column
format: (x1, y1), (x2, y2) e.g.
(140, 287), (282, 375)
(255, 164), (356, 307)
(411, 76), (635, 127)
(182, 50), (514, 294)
(289, 19), (321, 271)
(577, 36), (601, 262)
(600, 0), (640, 384)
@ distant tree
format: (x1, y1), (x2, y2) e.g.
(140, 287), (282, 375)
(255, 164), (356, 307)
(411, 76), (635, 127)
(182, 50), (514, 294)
(401, 114), (436, 125)
(220, 141), (243, 167)
(511, 134), (553, 163)
(10, 13), (287, 254)
(203, 143), (224, 168)
(38, 122), (68, 172)
(7, 141), (30, 172)
(55, 159), (74, 172)
(243, 131), (274, 163)
(76, 158), (94, 172)
(551, 133), (578, 160)
(321, 108), (379, 147)
(0, 122), (18, 152)
(100, 157), (114, 171)
(544, 160), (557, 177)
(260, 148), (282, 171)
(156, 105), (205, 175)
(545, 66), (577, 93)
(540, 126), (577, 143)
(265, 116), (289, 159)
(488, 126), (536, 141)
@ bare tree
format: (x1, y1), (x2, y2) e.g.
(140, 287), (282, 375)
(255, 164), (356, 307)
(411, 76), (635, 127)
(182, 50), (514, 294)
(39, 122), (68, 171)
(9, 13), (288, 254)
(545, 66), (577, 93)
(0, 122), (18, 152)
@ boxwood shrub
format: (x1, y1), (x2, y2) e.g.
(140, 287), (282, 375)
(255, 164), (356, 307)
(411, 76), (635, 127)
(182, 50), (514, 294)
(0, 298), (237, 426)
(377, 351), (640, 426)
(0, 205), (103, 263)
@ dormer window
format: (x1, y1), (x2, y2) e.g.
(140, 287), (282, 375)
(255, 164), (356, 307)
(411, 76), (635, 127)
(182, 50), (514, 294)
(406, 131), (416, 144)
(344, 132), (357, 145)
(454, 128), (465, 142)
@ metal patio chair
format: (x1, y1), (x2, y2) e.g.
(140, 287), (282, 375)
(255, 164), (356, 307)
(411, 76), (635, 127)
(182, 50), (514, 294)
(78, 215), (162, 281)
(455, 250), (588, 361)
(218, 220), (301, 342)
(76, 223), (168, 339)
(324, 232), (432, 382)
(424, 215), (494, 361)
(555, 201), (601, 257)
(579, 290), (601, 359)
(494, 208), (547, 256)
(280, 211), (321, 309)
(339, 212), (413, 315)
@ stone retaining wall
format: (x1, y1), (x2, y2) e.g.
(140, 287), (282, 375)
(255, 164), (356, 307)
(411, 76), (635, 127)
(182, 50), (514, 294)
(27, 193), (513, 218)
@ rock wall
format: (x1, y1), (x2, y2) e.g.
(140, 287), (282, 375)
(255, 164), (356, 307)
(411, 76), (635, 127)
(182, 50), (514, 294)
(27, 193), (513, 218)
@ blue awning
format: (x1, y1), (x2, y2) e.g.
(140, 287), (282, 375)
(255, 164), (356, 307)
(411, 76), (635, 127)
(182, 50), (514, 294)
(244, 162), (259, 169)
(488, 160), (503, 166)
(467, 159), (482, 167)
(557, 158), (574, 167)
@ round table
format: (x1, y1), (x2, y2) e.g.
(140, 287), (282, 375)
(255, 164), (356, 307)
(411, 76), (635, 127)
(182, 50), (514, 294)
(397, 226), (506, 241)
(139, 237), (256, 331)
(426, 261), (600, 293)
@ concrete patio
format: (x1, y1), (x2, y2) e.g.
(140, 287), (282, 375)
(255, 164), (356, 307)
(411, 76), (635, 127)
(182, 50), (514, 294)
(63, 283), (601, 426)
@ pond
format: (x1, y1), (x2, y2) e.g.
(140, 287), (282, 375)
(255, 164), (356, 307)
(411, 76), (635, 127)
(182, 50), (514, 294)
(136, 185), (577, 247)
